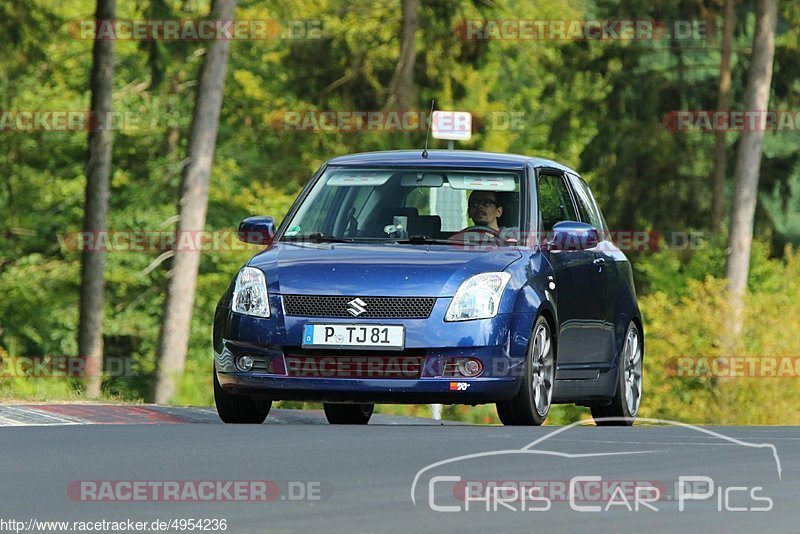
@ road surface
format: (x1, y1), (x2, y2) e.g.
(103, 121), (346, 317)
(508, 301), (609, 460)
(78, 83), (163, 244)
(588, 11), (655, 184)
(0, 404), (797, 533)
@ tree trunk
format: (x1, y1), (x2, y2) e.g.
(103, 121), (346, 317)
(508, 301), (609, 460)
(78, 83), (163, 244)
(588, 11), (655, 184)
(153, 0), (236, 404)
(710, 0), (736, 232)
(725, 0), (778, 340)
(78, 0), (115, 398)
(384, 0), (418, 110)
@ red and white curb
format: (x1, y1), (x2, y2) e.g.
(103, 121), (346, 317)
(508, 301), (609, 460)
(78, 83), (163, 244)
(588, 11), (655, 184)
(0, 404), (218, 426)
(0, 404), (453, 426)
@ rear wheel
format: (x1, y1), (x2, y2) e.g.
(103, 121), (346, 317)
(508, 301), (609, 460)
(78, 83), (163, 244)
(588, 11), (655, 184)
(323, 403), (374, 425)
(213, 368), (271, 424)
(591, 322), (642, 426)
(496, 316), (554, 426)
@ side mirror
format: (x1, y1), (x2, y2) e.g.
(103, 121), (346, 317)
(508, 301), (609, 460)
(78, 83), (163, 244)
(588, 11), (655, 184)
(238, 216), (276, 245)
(549, 221), (598, 251)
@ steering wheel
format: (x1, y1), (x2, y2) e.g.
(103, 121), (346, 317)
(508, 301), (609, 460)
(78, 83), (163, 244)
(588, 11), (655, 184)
(449, 225), (501, 243)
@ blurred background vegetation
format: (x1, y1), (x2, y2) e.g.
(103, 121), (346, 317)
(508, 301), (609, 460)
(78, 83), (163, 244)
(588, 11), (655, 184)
(1, 0), (799, 424)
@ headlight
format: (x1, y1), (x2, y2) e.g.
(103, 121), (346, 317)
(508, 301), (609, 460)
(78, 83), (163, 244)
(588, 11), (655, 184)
(232, 266), (270, 317)
(445, 272), (511, 322)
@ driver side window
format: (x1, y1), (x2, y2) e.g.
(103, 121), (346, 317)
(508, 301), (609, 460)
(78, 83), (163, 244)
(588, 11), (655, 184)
(537, 174), (577, 232)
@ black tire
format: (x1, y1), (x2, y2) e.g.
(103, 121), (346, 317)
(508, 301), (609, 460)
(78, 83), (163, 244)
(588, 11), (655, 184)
(591, 321), (643, 426)
(323, 403), (374, 425)
(213, 368), (271, 424)
(496, 316), (555, 426)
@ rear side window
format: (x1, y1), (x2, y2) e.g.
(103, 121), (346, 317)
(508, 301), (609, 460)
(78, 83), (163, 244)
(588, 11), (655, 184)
(569, 175), (604, 231)
(537, 174), (578, 231)
(403, 182), (469, 232)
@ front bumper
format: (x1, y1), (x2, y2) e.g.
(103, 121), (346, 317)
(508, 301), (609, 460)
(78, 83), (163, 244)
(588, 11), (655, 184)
(215, 372), (521, 404)
(213, 299), (536, 404)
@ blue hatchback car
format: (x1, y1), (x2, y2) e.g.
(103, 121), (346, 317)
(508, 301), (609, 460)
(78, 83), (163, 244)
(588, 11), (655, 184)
(213, 150), (643, 426)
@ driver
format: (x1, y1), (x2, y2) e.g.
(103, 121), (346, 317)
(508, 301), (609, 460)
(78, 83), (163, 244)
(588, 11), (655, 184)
(466, 190), (503, 231)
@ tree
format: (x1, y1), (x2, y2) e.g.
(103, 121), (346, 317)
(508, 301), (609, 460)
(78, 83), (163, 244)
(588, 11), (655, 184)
(710, 0), (736, 232)
(78, 0), (115, 397)
(725, 0), (778, 338)
(153, 0), (236, 403)
(384, 0), (418, 110)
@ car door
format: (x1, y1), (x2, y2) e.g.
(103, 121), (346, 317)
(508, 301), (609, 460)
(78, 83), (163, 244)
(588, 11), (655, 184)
(565, 173), (614, 365)
(536, 169), (607, 371)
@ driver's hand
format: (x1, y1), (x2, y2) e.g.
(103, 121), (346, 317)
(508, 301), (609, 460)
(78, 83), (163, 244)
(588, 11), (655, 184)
(455, 226), (501, 245)
(498, 227), (520, 244)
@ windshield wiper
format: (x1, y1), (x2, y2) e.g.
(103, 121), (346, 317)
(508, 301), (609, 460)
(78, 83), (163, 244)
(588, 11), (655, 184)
(281, 232), (353, 243)
(394, 235), (456, 245)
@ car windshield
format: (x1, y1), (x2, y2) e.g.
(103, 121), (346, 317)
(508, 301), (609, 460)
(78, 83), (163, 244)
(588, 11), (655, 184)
(281, 167), (522, 246)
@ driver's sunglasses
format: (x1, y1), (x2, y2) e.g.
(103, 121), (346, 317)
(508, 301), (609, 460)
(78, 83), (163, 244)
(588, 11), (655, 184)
(468, 199), (497, 209)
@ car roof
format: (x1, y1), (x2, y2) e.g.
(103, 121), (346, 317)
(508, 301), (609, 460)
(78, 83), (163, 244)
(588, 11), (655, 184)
(325, 150), (579, 175)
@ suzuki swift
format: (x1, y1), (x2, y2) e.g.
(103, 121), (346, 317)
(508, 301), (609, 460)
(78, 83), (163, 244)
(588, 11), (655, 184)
(213, 150), (643, 425)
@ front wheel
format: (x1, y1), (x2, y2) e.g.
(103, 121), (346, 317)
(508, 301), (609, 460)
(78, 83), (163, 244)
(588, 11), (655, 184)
(323, 403), (374, 424)
(496, 316), (555, 426)
(213, 368), (271, 424)
(591, 322), (643, 426)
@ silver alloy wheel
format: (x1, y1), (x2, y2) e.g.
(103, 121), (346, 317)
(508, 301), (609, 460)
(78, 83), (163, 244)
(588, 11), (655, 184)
(623, 326), (643, 416)
(530, 322), (554, 416)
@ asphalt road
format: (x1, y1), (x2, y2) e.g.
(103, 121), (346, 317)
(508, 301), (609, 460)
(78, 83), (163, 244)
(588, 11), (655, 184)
(0, 405), (798, 533)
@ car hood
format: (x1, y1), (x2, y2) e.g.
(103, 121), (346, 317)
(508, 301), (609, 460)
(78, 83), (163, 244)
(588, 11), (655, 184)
(248, 242), (521, 297)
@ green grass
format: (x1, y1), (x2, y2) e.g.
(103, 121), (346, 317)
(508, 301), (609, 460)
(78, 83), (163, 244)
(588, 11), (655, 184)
(0, 377), (127, 403)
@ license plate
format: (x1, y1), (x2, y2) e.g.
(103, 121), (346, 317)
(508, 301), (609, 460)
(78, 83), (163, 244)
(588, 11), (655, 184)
(302, 324), (405, 350)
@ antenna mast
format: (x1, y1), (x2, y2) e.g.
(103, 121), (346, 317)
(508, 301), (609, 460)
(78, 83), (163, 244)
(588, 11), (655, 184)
(421, 99), (435, 159)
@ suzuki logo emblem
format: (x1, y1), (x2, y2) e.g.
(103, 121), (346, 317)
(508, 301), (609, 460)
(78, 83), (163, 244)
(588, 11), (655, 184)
(347, 298), (367, 317)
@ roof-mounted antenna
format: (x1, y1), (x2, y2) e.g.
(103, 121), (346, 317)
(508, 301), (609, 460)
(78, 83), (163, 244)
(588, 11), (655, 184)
(421, 99), (435, 159)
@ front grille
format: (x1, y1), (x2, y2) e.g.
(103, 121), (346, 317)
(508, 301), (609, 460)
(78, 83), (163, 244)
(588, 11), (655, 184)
(282, 295), (436, 319)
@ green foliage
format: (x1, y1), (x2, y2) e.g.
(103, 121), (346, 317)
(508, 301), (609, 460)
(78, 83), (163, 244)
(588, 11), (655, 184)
(761, 168), (800, 248)
(634, 235), (786, 297)
(639, 248), (800, 425)
(1, 0), (799, 425)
